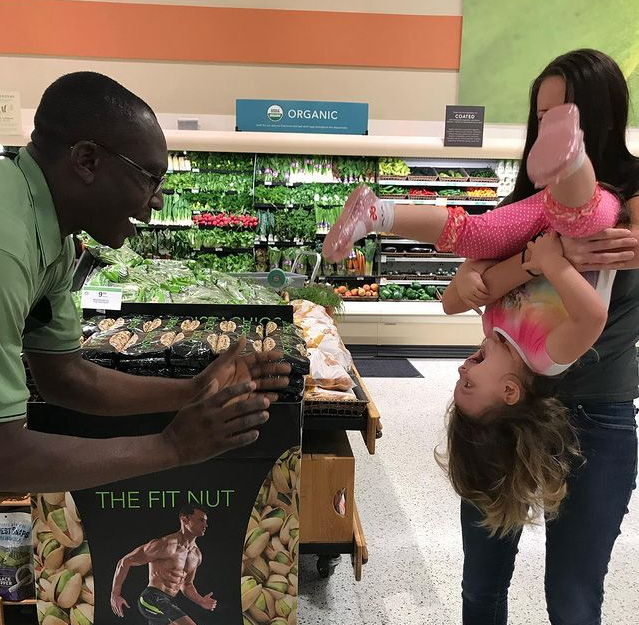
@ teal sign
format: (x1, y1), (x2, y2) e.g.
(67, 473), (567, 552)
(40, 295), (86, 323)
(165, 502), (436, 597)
(236, 99), (368, 135)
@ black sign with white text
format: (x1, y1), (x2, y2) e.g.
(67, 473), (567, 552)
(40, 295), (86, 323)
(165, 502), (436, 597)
(444, 105), (485, 147)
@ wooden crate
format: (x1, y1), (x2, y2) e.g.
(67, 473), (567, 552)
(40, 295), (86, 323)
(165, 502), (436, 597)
(299, 431), (355, 544)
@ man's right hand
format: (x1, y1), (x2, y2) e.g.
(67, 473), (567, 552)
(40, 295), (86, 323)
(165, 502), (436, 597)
(162, 381), (270, 467)
(111, 592), (130, 617)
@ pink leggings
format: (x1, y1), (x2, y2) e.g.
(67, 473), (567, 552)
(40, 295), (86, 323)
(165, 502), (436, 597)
(436, 186), (619, 259)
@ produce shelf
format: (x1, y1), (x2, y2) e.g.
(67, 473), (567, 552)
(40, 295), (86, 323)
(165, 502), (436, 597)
(319, 275), (378, 282)
(380, 278), (451, 285)
(382, 256), (464, 263)
(393, 199), (499, 206)
(381, 255), (459, 263)
(381, 179), (498, 188)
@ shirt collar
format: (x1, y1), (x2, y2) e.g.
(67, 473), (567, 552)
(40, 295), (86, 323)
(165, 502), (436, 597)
(15, 147), (63, 267)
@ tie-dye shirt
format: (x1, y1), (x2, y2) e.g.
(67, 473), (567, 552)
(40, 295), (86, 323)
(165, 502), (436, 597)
(482, 271), (616, 376)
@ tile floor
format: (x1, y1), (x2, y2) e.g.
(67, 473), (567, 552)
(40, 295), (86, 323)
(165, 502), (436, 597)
(298, 359), (639, 625)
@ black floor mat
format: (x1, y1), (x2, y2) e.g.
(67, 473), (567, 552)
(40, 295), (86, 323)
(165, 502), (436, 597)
(354, 358), (424, 378)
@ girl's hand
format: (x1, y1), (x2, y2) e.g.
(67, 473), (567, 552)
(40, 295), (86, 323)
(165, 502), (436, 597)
(454, 260), (493, 314)
(523, 231), (564, 275)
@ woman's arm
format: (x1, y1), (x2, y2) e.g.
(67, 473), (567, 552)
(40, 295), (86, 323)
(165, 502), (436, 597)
(561, 196), (639, 271)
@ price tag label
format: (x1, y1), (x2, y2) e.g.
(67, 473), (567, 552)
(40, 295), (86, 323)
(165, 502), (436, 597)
(192, 168), (200, 173)
(286, 182), (294, 187)
(81, 286), (123, 310)
(435, 197), (448, 206)
(264, 181), (272, 186)
(381, 255), (387, 263)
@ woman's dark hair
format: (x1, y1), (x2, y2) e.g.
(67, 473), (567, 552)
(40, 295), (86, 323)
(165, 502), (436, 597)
(508, 49), (639, 204)
(435, 378), (582, 538)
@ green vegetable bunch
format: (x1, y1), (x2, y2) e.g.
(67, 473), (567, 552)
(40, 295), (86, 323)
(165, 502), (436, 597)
(379, 282), (438, 301)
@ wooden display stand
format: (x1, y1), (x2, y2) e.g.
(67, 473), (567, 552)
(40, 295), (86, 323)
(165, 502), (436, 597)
(300, 366), (377, 580)
(0, 496), (35, 625)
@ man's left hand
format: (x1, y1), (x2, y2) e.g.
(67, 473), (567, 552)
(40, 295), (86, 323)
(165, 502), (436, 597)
(193, 337), (291, 404)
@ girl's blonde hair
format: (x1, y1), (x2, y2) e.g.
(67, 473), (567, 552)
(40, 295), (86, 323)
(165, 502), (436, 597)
(435, 383), (582, 538)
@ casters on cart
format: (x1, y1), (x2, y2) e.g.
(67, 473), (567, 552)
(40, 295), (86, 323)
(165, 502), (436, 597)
(316, 554), (342, 578)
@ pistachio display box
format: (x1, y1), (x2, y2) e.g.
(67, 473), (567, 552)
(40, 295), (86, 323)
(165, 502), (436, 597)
(29, 398), (302, 625)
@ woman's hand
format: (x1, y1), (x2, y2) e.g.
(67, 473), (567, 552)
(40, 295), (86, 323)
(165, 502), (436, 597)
(561, 228), (637, 271)
(523, 231), (564, 275)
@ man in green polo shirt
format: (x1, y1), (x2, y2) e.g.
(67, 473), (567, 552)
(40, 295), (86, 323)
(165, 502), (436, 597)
(0, 72), (290, 493)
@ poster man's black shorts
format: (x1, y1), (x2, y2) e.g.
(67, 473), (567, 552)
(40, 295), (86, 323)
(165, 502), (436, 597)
(138, 586), (187, 625)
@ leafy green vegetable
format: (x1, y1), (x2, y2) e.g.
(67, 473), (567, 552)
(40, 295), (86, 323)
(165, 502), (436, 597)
(287, 284), (344, 313)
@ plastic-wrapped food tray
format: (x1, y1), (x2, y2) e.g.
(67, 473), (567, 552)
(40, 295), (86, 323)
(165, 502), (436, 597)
(303, 378), (369, 417)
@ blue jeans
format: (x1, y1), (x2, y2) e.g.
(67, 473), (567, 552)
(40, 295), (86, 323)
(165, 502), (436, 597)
(461, 402), (638, 625)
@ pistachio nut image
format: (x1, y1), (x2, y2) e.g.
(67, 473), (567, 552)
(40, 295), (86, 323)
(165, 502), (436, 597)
(47, 508), (83, 549)
(64, 543), (91, 577)
(264, 574), (288, 600)
(80, 574), (94, 605)
(260, 508), (286, 535)
(38, 536), (65, 571)
(39, 603), (70, 625)
(50, 569), (82, 609)
(32, 492), (94, 625)
(247, 587), (276, 623)
(275, 595), (296, 618)
(69, 603), (94, 625)
(268, 551), (293, 577)
(241, 576), (262, 612)
(241, 447), (301, 624)
(245, 556), (270, 585)
(244, 528), (270, 560)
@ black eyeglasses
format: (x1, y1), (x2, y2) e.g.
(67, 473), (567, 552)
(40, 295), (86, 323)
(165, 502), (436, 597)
(80, 140), (166, 195)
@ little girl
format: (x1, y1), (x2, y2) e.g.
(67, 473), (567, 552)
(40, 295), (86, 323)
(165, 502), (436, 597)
(322, 104), (626, 534)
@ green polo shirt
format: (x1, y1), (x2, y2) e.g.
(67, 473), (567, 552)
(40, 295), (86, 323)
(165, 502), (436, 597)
(0, 148), (81, 422)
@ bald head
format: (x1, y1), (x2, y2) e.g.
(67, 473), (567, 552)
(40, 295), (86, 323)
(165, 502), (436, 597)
(32, 72), (162, 153)
(29, 72), (167, 249)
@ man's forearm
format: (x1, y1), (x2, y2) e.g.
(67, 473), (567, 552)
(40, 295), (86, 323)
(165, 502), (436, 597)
(1, 420), (177, 492)
(112, 560), (131, 595)
(183, 585), (205, 606)
(34, 355), (195, 416)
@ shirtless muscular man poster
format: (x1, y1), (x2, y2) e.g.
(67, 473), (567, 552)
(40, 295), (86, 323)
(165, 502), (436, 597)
(110, 505), (216, 624)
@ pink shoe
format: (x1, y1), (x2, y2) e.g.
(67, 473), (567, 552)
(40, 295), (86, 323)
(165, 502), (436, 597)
(527, 103), (586, 189)
(323, 185), (381, 262)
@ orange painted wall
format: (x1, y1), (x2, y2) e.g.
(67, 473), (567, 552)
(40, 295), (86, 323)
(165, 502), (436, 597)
(2, 0), (462, 70)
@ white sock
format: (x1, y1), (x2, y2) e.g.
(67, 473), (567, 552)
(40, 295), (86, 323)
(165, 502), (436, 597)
(377, 200), (395, 233)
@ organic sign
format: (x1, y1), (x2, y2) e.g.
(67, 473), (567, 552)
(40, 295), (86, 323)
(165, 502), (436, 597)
(236, 99), (368, 135)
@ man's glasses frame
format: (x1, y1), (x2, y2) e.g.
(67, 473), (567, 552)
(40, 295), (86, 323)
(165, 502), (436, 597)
(74, 140), (166, 195)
